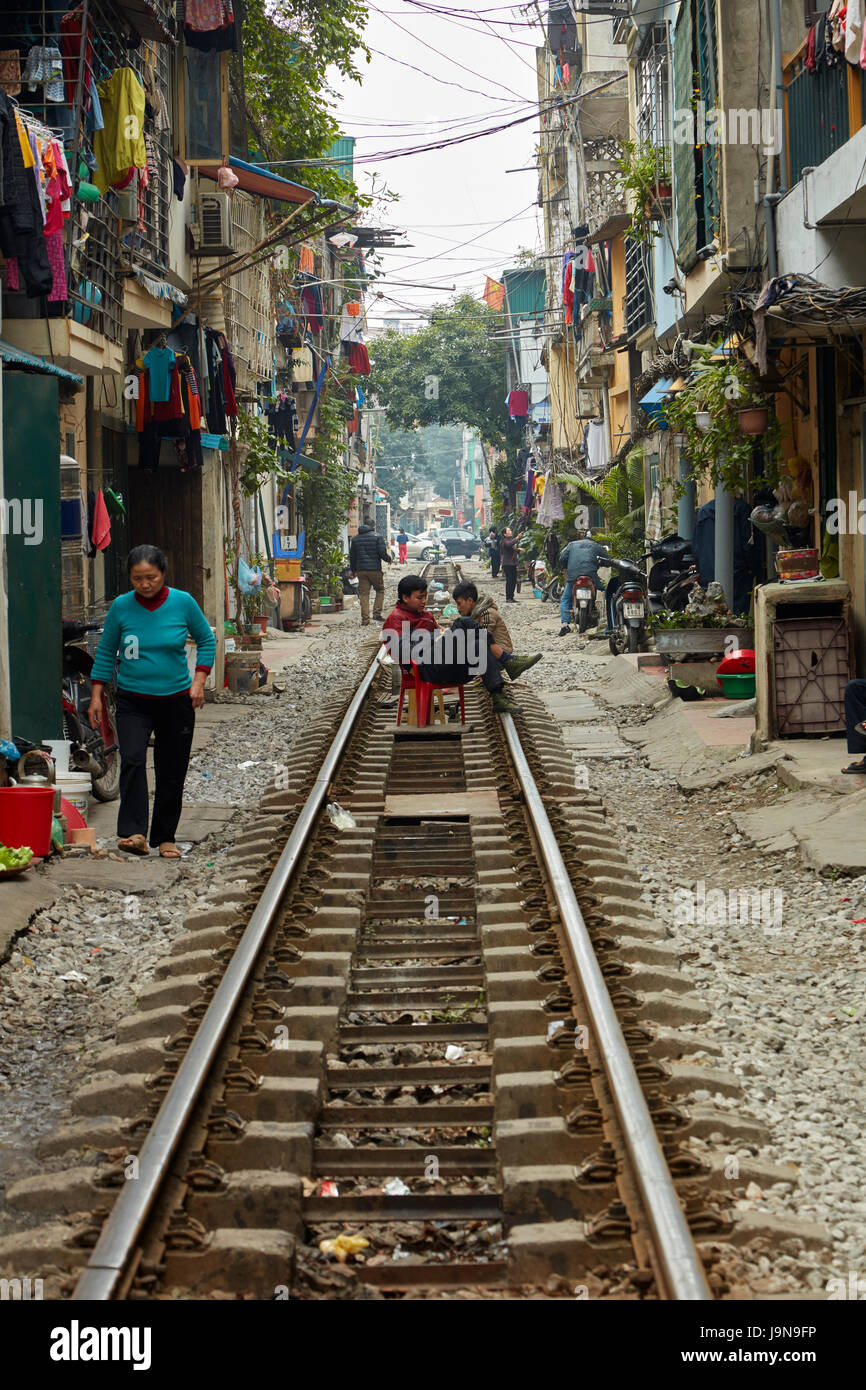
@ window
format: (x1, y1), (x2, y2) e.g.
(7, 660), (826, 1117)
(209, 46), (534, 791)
(181, 49), (229, 162)
(636, 24), (671, 152)
(673, 0), (719, 270)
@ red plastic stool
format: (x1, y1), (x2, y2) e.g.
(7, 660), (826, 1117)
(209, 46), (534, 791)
(397, 662), (466, 726)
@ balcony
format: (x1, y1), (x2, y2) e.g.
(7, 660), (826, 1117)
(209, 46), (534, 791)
(784, 44), (866, 187)
(625, 238), (652, 340)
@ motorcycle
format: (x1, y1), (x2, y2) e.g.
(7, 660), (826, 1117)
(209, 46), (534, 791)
(606, 560), (649, 655)
(62, 620), (121, 801)
(646, 533), (699, 614)
(529, 558), (562, 604)
(571, 574), (599, 634)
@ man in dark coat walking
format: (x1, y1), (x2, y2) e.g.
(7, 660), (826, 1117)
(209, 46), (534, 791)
(349, 523), (392, 625)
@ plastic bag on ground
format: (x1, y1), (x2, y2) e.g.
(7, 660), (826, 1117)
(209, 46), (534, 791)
(326, 802), (357, 831)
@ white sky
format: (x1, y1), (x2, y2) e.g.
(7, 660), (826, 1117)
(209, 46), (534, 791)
(331, 1), (546, 325)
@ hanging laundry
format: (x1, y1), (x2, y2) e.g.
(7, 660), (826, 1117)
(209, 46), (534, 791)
(347, 342), (371, 375)
(537, 478), (565, 526)
(59, 6), (92, 109)
(0, 94), (52, 298)
(300, 280), (324, 331)
(0, 51), (21, 97)
(584, 419), (608, 473)
(570, 245), (596, 311)
(91, 490), (111, 551)
(204, 328), (227, 433)
(846, 0), (864, 63)
(143, 345), (176, 403)
(23, 46), (64, 102)
(92, 68), (147, 195)
(221, 340), (237, 417)
(184, 0), (238, 52)
(507, 389), (529, 419)
(173, 156), (187, 201)
(829, 1), (847, 52)
(298, 244), (315, 274)
(339, 301), (365, 344)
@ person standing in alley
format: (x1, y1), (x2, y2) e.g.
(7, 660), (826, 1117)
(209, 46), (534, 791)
(485, 526), (501, 579)
(500, 527), (519, 603)
(396, 526), (409, 565)
(349, 520), (392, 625)
(87, 544), (215, 859)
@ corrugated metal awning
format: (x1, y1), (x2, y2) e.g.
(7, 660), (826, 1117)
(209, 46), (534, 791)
(0, 339), (82, 384)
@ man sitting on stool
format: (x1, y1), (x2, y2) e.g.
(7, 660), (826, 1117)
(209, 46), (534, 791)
(381, 574), (532, 714)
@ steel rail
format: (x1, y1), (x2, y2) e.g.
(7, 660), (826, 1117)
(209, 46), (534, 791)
(73, 646), (385, 1300)
(500, 714), (712, 1302)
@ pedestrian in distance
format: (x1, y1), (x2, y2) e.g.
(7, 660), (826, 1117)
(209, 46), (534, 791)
(349, 521), (392, 625)
(485, 526), (501, 579)
(396, 526), (409, 565)
(451, 580), (541, 681)
(87, 544), (215, 859)
(500, 528), (519, 603)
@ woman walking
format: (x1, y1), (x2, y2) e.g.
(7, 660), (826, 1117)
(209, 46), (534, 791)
(87, 545), (215, 858)
(500, 528), (519, 603)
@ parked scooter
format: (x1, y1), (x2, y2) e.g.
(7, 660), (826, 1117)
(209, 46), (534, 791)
(571, 574), (599, 634)
(606, 559), (650, 654)
(530, 557), (562, 604)
(62, 620), (120, 801)
(646, 533), (699, 614)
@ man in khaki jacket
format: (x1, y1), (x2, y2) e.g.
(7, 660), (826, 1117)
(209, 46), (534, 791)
(451, 581), (541, 681)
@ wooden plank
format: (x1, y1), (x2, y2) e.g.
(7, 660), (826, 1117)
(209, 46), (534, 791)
(383, 792), (500, 818)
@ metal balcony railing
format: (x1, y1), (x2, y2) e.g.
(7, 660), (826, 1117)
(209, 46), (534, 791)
(625, 237), (652, 340)
(785, 50), (866, 187)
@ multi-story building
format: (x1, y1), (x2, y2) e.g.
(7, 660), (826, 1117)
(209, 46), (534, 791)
(0, 5), (357, 736)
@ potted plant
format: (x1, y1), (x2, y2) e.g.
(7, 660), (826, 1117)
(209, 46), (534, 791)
(615, 140), (672, 245)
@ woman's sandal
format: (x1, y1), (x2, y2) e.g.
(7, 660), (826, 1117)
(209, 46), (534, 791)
(159, 843), (183, 858)
(118, 835), (149, 855)
(841, 759), (866, 774)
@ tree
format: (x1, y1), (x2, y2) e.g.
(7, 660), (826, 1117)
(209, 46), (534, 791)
(237, 0), (370, 205)
(369, 296), (523, 466)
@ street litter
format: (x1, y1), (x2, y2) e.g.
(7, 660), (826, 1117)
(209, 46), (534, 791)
(383, 1177), (410, 1196)
(319, 1235), (369, 1263)
(236, 760), (260, 769)
(444, 1044), (465, 1061)
(326, 802), (356, 831)
(58, 971), (88, 983)
(547, 1020), (566, 1040)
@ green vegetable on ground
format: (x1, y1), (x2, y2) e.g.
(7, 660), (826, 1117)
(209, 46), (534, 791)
(0, 843), (34, 869)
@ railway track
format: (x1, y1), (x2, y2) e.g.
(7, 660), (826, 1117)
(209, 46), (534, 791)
(2, 561), (826, 1300)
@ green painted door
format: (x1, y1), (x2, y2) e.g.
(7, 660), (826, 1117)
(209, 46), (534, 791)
(3, 371), (62, 740)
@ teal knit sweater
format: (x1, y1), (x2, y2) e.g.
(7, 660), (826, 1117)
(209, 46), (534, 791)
(90, 589), (216, 695)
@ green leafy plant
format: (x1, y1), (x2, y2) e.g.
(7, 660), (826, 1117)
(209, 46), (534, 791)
(560, 449), (646, 560)
(661, 352), (784, 494)
(653, 609), (750, 630)
(236, 412), (289, 497)
(616, 139), (672, 246)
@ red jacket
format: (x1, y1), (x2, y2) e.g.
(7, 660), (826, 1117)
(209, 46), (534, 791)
(381, 601), (437, 638)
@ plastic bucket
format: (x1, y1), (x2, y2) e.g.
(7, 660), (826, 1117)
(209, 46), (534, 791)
(0, 786), (56, 857)
(45, 739), (72, 773)
(55, 772), (91, 819)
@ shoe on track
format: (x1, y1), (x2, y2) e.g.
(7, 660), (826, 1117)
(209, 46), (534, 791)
(491, 688), (516, 714)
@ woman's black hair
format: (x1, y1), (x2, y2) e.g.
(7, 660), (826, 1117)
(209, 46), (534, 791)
(127, 544), (168, 576)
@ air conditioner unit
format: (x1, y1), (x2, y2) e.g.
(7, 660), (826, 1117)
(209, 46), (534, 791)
(194, 191), (234, 256)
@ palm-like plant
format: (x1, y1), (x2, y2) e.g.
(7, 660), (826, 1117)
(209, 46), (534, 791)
(559, 449), (646, 560)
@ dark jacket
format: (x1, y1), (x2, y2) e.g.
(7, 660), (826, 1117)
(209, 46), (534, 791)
(500, 535), (518, 566)
(396, 530), (408, 544)
(560, 539), (609, 582)
(350, 524), (390, 572)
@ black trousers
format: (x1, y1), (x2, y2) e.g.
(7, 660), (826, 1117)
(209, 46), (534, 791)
(417, 618), (506, 693)
(503, 564), (517, 601)
(490, 552), (501, 578)
(845, 679), (866, 754)
(115, 688), (195, 845)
